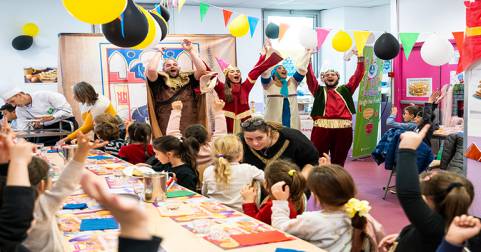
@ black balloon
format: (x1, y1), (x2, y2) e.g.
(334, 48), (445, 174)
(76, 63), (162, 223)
(12, 35), (33, 50)
(102, 0), (148, 48)
(265, 23), (279, 39)
(374, 33), (400, 60)
(156, 4), (170, 22)
(150, 10), (169, 41)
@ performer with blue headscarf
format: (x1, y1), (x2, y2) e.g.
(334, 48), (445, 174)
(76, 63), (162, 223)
(260, 49), (312, 130)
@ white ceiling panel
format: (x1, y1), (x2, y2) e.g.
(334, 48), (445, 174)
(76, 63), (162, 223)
(136, 0), (390, 10)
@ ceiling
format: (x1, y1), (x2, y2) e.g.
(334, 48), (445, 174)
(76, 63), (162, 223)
(135, 0), (390, 10)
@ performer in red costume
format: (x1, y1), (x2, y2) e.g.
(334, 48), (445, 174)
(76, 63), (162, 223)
(460, 0), (481, 72)
(306, 51), (365, 166)
(214, 40), (283, 133)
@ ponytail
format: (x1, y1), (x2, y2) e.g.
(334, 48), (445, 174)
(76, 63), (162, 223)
(287, 169), (307, 213)
(181, 136), (200, 183)
(344, 198), (371, 252)
(438, 183), (473, 226)
(214, 156), (232, 185)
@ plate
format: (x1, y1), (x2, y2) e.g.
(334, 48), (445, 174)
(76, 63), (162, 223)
(122, 165), (155, 177)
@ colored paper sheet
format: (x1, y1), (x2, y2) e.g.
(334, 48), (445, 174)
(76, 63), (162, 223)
(167, 190), (196, 198)
(231, 231), (293, 246)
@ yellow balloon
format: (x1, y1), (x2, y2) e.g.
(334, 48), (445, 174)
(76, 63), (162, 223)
(132, 6), (157, 49)
(22, 23), (39, 37)
(228, 15), (249, 38)
(63, 0), (127, 25)
(332, 30), (353, 52)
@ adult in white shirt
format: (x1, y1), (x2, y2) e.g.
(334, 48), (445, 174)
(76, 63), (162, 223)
(2, 89), (77, 145)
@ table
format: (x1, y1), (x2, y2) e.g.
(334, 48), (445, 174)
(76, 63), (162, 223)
(15, 129), (72, 138)
(48, 151), (324, 252)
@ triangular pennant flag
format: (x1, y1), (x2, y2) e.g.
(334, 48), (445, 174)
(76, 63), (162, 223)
(315, 28), (331, 50)
(223, 9), (233, 27)
(199, 2), (209, 22)
(279, 23), (289, 41)
(247, 16), (259, 38)
(178, 0), (186, 12)
(353, 31), (371, 56)
(452, 31), (465, 73)
(215, 57), (230, 72)
(399, 33), (420, 60)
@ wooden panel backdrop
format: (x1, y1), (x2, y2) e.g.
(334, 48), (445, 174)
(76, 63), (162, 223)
(59, 33), (237, 129)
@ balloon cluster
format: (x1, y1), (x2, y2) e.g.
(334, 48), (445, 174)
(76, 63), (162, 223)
(63, 0), (169, 49)
(12, 23), (39, 50)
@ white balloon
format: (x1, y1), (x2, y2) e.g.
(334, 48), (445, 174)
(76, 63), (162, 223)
(420, 34), (454, 66)
(298, 26), (317, 50)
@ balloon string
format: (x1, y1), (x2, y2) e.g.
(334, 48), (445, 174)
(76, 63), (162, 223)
(120, 13), (125, 39)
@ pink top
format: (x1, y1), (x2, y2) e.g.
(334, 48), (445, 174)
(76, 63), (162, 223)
(166, 110), (227, 167)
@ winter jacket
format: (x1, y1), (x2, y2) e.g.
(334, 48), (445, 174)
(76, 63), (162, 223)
(440, 132), (464, 175)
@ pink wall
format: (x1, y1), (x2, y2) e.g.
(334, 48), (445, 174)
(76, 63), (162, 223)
(393, 41), (458, 119)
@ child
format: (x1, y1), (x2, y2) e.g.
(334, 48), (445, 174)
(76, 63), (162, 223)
(202, 135), (264, 211)
(22, 133), (106, 252)
(166, 99), (227, 177)
(271, 164), (384, 251)
(94, 114), (126, 157)
(119, 122), (154, 164)
(436, 215), (481, 252)
(379, 125), (474, 252)
(241, 160), (305, 225)
(0, 134), (36, 252)
(387, 106), (419, 130)
(152, 135), (199, 192)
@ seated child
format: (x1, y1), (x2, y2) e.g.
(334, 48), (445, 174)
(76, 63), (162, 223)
(152, 135), (199, 192)
(118, 122), (154, 164)
(23, 133), (105, 252)
(386, 105), (419, 130)
(94, 114), (125, 157)
(241, 160), (305, 225)
(271, 164), (384, 251)
(202, 135), (264, 211)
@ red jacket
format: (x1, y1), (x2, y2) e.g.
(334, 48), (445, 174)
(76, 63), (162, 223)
(242, 199), (298, 225)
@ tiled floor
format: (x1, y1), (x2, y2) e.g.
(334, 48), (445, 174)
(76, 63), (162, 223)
(344, 157), (409, 235)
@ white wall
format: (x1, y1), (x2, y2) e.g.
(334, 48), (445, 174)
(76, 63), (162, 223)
(398, 0), (465, 41)
(169, 5), (264, 104)
(0, 0), (91, 96)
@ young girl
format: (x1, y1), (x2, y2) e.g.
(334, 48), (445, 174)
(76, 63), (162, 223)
(271, 164), (385, 251)
(22, 133), (105, 252)
(387, 105), (419, 130)
(152, 135), (199, 192)
(166, 99), (227, 182)
(202, 135), (264, 211)
(241, 160), (305, 225)
(94, 114), (125, 157)
(379, 126), (475, 252)
(118, 122), (154, 164)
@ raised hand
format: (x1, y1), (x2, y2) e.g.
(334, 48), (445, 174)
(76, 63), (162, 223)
(212, 98), (225, 113)
(399, 124), (430, 150)
(378, 233), (399, 252)
(241, 185), (257, 203)
(271, 181), (290, 201)
(199, 72), (218, 94)
(171, 101), (183, 111)
(80, 172), (150, 240)
(319, 153), (331, 165)
(181, 39), (194, 52)
(391, 107), (398, 116)
(428, 90), (441, 104)
(445, 215), (481, 246)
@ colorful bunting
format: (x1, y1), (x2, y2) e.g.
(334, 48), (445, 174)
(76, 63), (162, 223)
(316, 28), (331, 50)
(223, 9), (233, 27)
(178, 0), (186, 12)
(247, 16), (259, 38)
(452, 31), (465, 73)
(199, 1), (209, 22)
(279, 23), (289, 41)
(399, 33), (420, 60)
(353, 31), (372, 56)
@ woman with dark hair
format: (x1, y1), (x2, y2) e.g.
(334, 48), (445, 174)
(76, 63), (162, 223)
(239, 117), (319, 175)
(213, 40), (283, 133)
(58, 82), (120, 144)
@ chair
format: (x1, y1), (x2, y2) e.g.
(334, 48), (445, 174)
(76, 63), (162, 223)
(382, 168), (396, 200)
